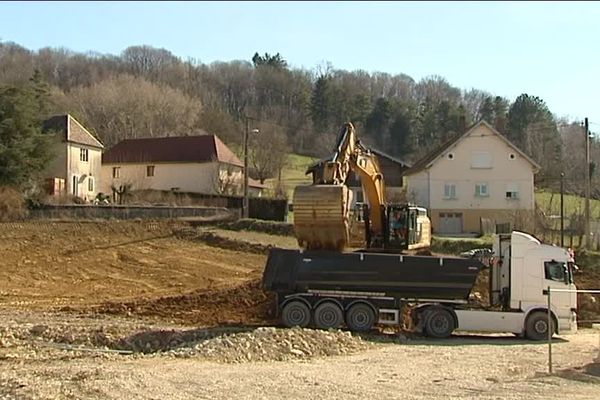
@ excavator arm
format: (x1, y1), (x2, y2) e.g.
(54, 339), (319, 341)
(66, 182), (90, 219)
(293, 123), (387, 251)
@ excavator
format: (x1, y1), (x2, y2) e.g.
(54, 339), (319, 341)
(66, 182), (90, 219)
(293, 122), (431, 253)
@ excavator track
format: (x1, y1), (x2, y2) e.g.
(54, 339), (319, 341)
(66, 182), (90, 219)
(292, 184), (352, 251)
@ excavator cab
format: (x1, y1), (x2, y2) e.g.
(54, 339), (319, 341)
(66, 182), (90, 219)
(384, 204), (431, 251)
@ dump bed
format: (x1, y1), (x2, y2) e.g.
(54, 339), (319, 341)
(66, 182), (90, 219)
(262, 248), (484, 301)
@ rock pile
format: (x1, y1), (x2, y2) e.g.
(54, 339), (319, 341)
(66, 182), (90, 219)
(1, 320), (372, 363)
(169, 327), (371, 363)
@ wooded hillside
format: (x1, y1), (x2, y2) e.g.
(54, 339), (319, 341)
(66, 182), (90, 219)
(1, 42), (598, 196)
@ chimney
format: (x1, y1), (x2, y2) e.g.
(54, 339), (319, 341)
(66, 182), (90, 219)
(494, 116), (506, 134)
(459, 114), (467, 133)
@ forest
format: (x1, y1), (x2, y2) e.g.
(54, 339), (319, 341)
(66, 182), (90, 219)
(0, 41), (597, 196)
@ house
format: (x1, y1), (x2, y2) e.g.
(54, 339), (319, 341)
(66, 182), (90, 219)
(100, 133), (265, 197)
(403, 121), (540, 234)
(347, 148), (412, 206)
(42, 114), (104, 201)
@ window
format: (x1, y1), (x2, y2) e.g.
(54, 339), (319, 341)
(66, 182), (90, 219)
(443, 183), (456, 199)
(475, 183), (489, 197)
(79, 148), (89, 162)
(471, 151), (492, 169)
(506, 183), (519, 199)
(544, 260), (566, 283)
(509, 153), (516, 160)
(447, 153), (454, 160)
(88, 177), (94, 192)
(146, 165), (155, 177)
(112, 167), (120, 178)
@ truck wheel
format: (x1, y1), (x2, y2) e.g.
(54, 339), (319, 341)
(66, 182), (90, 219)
(314, 302), (344, 330)
(525, 312), (554, 341)
(346, 303), (376, 332)
(424, 308), (455, 339)
(281, 300), (311, 328)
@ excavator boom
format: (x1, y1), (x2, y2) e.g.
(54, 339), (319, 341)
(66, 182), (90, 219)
(293, 123), (387, 251)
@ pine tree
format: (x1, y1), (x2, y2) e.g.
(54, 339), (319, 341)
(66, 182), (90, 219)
(0, 81), (54, 189)
(310, 75), (332, 134)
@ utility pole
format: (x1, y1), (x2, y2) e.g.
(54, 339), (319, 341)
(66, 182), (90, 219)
(242, 116), (260, 219)
(243, 117), (249, 219)
(584, 117), (591, 249)
(560, 172), (564, 247)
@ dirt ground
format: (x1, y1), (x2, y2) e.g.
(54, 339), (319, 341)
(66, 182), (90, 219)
(0, 220), (599, 399)
(0, 221), (266, 312)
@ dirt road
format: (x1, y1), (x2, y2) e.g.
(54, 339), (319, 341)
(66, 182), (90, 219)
(1, 312), (598, 400)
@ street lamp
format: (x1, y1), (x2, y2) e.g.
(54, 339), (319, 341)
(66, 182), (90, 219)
(243, 116), (259, 219)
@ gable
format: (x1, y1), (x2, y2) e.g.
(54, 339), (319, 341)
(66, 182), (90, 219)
(68, 116), (104, 148)
(404, 121), (539, 176)
(42, 114), (104, 149)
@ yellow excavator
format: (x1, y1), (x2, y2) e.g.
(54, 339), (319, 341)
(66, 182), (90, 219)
(293, 122), (431, 252)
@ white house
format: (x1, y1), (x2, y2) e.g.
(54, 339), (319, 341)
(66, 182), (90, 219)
(404, 121), (540, 234)
(100, 133), (265, 197)
(43, 114), (104, 202)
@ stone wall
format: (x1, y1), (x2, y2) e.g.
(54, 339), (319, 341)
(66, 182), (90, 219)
(27, 204), (234, 220)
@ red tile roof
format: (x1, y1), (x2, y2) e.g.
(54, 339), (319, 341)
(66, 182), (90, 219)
(102, 134), (243, 166)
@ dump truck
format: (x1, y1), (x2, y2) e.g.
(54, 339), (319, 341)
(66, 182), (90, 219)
(262, 231), (578, 340)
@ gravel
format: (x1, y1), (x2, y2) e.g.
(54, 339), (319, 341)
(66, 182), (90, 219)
(167, 326), (372, 362)
(0, 311), (371, 364)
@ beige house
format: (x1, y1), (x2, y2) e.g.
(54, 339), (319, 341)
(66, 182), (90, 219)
(404, 121), (540, 234)
(100, 133), (265, 197)
(43, 114), (104, 202)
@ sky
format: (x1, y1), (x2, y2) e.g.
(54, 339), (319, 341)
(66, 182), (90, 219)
(1, 1), (599, 132)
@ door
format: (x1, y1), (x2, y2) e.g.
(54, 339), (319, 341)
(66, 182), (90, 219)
(438, 212), (463, 234)
(72, 175), (78, 196)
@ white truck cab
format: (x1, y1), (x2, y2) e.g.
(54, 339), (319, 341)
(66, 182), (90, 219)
(455, 231), (578, 339)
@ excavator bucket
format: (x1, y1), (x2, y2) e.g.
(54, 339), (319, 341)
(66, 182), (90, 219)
(292, 184), (352, 251)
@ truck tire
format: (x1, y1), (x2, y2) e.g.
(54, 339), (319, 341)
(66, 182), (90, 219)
(313, 301), (344, 330)
(281, 300), (311, 328)
(525, 311), (554, 341)
(346, 303), (376, 332)
(424, 308), (455, 339)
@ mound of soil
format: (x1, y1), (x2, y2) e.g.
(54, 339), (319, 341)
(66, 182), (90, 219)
(92, 279), (275, 326)
(174, 229), (272, 254)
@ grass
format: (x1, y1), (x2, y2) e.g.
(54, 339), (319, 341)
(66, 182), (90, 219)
(265, 153), (316, 200)
(535, 190), (600, 218)
(265, 153), (316, 222)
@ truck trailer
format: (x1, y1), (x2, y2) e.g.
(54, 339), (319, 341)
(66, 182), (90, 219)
(262, 231), (578, 340)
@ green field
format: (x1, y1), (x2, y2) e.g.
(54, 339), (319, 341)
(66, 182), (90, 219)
(535, 190), (600, 218)
(265, 153), (316, 201)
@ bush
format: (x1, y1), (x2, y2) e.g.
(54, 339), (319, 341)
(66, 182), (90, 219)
(0, 186), (27, 221)
(218, 218), (294, 236)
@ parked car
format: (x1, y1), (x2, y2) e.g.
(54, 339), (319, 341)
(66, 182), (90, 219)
(460, 248), (493, 262)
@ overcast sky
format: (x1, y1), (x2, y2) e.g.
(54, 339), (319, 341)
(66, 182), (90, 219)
(1, 1), (599, 132)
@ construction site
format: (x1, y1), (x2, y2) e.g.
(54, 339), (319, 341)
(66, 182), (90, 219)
(0, 219), (598, 399)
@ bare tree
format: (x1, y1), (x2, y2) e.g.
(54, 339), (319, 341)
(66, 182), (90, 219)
(211, 160), (242, 196)
(66, 74), (202, 147)
(249, 123), (289, 184)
